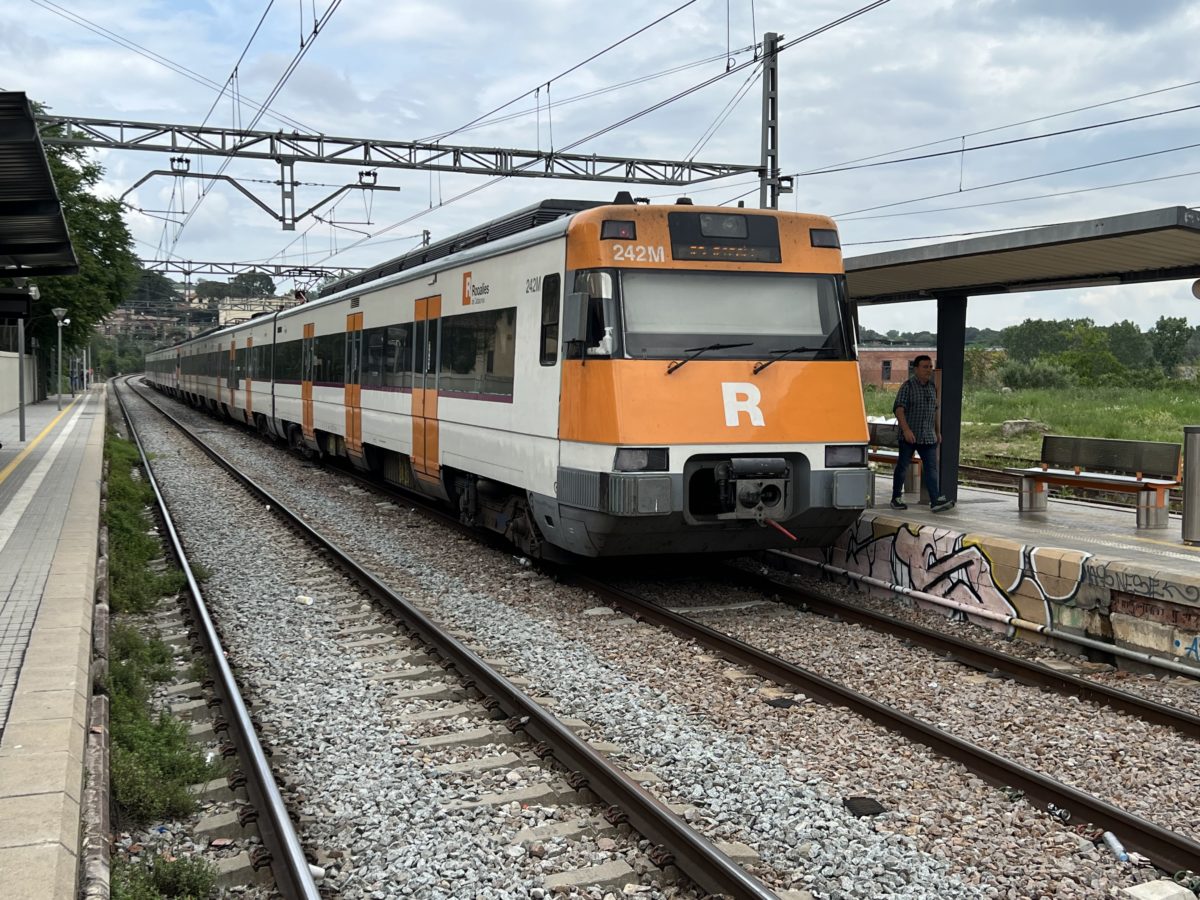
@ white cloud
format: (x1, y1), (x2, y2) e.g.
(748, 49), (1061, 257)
(1, 0), (1196, 336)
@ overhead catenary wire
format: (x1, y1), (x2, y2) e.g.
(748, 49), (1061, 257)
(796, 100), (1200, 177)
(169, 0), (345, 253)
(433, 0), (703, 144)
(26, 0), (315, 134)
(836, 166), (1200, 222)
(308, 0), (892, 267)
(683, 60), (763, 162)
(555, 0), (892, 156)
(161, 0), (279, 256)
(418, 46), (757, 142)
(832, 139), (1200, 217)
(802, 75), (1200, 174)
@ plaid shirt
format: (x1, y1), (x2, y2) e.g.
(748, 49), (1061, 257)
(894, 375), (938, 444)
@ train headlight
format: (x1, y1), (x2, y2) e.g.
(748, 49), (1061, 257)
(614, 447), (669, 472)
(825, 445), (867, 467)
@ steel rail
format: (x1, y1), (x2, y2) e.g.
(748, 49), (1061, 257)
(114, 380), (321, 900)
(767, 549), (1200, 679)
(735, 558), (1200, 737)
(125, 380), (779, 900)
(565, 572), (1200, 876)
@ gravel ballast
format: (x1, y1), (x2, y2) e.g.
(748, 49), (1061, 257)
(120, 383), (1195, 899)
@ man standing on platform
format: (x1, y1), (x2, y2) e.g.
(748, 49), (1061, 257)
(891, 354), (954, 512)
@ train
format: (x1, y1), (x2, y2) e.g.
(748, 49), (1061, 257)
(144, 194), (871, 559)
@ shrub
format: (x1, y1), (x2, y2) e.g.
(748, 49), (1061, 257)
(105, 432), (188, 613)
(113, 854), (217, 900)
(996, 358), (1076, 390)
(110, 694), (216, 826)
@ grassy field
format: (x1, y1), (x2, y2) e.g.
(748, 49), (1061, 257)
(863, 385), (1200, 464)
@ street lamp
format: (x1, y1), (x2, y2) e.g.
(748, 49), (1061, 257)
(52, 307), (67, 410)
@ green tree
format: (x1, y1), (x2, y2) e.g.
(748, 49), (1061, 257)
(1103, 320), (1154, 369)
(194, 280), (234, 301)
(1148, 315), (1191, 376)
(964, 347), (1006, 387)
(1053, 327), (1127, 384)
(17, 106), (137, 379)
(1000, 319), (1072, 362)
(230, 271), (275, 297)
(1183, 328), (1200, 363)
(132, 270), (180, 306)
(90, 334), (145, 378)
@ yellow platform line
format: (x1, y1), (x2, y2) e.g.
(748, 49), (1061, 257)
(1129, 533), (1200, 554)
(0, 398), (80, 488)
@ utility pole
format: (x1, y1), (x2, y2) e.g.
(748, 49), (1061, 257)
(759, 32), (781, 210)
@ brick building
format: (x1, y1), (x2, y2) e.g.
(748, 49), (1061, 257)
(857, 347), (937, 388)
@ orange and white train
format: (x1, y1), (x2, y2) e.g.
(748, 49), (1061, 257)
(145, 195), (871, 558)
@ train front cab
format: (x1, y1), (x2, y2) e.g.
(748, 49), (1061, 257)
(531, 204), (870, 557)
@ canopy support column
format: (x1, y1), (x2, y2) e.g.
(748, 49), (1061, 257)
(936, 293), (968, 504)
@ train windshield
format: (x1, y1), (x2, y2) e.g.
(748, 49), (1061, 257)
(620, 270), (849, 360)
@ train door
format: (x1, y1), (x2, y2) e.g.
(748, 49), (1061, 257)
(412, 295), (441, 483)
(245, 337), (254, 421)
(228, 340), (236, 407)
(301, 323), (315, 441)
(344, 312), (364, 461)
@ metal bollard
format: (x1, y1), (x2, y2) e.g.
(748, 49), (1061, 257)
(1184, 426), (1200, 544)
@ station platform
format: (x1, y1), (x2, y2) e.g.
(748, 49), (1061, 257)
(791, 471), (1200, 673)
(0, 388), (105, 899)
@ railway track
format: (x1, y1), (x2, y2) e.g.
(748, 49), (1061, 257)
(113, 382), (320, 898)
(740, 559), (1200, 734)
(119, 381), (1190, 900)
(570, 567), (1200, 877)
(117, 378), (781, 900)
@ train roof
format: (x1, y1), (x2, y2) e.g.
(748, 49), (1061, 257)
(319, 198), (605, 298)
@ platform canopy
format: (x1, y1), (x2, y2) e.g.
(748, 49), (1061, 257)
(845, 206), (1200, 304)
(0, 91), (77, 277)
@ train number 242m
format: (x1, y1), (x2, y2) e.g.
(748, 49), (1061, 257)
(611, 243), (666, 263)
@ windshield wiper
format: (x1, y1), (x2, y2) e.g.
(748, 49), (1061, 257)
(666, 342), (754, 375)
(752, 345), (834, 375)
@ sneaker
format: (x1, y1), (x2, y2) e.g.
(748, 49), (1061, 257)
(931, 496), (955, 512)
(889, 498), (908, 510)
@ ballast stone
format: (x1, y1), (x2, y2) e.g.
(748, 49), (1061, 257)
(1121, 881), (1200, 900)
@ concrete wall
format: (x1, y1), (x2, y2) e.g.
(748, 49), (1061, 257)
(796, 512), (1200, 672)
(0, 351), (38, 416)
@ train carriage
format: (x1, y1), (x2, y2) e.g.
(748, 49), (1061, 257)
(146, 195), (871, 558)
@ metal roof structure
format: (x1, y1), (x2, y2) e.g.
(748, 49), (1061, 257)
(0, 91), (77, 277)
(845, 206), (1200, 304)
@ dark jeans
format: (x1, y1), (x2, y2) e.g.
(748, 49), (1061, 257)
(892, 440), (941, 504)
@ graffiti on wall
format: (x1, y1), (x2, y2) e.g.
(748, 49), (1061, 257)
(832, 518), (1091, 634)
(1085, 561), (1200, 605)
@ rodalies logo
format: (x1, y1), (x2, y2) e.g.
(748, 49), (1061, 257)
(461, 271), (490, 306)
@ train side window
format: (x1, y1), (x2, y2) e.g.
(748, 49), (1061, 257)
(385, 322), (413, 390)
(364, 328), (385, 387)
(571, 270), (617, 357)
(539, 273), (561, 366)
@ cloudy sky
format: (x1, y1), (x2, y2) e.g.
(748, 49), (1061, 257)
(4, 0), (1199, 335)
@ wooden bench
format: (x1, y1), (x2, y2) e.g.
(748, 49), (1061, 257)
(1003, 435), (1182, 529)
